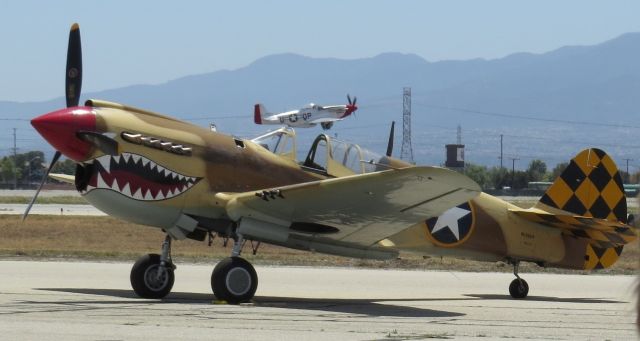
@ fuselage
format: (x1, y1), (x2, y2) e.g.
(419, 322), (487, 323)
(31, 100), (615, 271)
(33, 101), (325, 229)
(384, 193), (587, 269)
(261, 105), (351, 128)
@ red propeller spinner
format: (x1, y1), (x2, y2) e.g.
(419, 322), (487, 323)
(31, 107), (96, 161)
(344, 94), (358, 117)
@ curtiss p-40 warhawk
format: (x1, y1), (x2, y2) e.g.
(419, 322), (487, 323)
(254, 95), (358, 130)
(26, 24), (637, 303)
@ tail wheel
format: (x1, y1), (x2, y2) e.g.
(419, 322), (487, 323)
(509, 278), (529, 299)
(130, 254), (175, 299)
(211, 257), (258, 304)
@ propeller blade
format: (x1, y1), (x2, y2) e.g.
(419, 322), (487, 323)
(22, 151), (62, 221)
(347, 94), (352, 105)
(65, 23), (82, 108)
(352, 96), (357, 106)
(386, 121), (395, 157)
(77, 131), (119, 156)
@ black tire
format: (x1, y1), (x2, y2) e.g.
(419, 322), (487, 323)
(211, 257), (258, 304)
(509, 278), (529, 299)
(130, 254), (175, 299)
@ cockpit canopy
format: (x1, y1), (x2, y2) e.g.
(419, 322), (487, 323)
(251, 127), (390, 177)
(304, 103), (322, 110)
(250, 127), (296, 160)
(302, 134), (385, 176)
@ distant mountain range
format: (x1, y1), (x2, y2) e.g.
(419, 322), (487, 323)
(3, 32), (640, 168)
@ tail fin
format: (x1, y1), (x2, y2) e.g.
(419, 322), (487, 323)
(536, 148), (627, 223)
(254, 104), (268, 124)
(534, 148), (632, 270)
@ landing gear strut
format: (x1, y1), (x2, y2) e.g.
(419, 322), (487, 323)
(130, 235), (175, 299)
(211, 233), (258, 304)
(508, 260), (529, 299)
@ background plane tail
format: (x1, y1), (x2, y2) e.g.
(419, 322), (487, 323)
(254, 104), (269, 124)
(536, 148), (627, 223)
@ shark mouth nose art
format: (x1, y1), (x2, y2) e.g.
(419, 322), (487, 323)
(82, 152), (201, 201)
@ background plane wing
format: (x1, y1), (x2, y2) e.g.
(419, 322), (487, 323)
(217, 167), (481, 247)
(320, 105), (345, 112)
(308, 117), (342, 124)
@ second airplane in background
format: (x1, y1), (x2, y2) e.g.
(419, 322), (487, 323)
(254, 95), (358, 130)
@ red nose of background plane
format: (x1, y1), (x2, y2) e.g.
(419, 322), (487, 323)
(31, 107), (96, 161)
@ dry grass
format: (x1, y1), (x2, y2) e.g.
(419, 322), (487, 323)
(509, 199), (640, 215)
(0, 196), (87, 205)
(1, 215), (637, 274)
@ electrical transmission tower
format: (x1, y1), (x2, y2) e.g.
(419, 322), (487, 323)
(13, 128), (18, 189)
(400, 87), (414, 163)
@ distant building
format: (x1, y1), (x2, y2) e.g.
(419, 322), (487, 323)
(445, 144), (464, 169)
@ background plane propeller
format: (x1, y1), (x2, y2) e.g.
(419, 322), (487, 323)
(346, 94), (358, 116)
(23, 23), (83, 220)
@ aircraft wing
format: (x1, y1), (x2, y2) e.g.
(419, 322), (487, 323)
(320, 105), (346, 112)
(510, 208), (637, 248)
(216, 167), (481, 248)
(48, 173), (75, 184)
(308, 117), (341, 124)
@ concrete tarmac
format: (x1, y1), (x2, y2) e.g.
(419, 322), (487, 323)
(0, 260), (637, 340)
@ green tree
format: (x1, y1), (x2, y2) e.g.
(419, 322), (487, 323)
(549, 162), (568, 181)
(19, 151), (45, 183)
(488, 167), (510, 190)
(512, 171), (529, 189)
(464, 163), (490, 189)
(619, 171), (630, 184)
(51, 158), (76, 175)
(527, 159), (547, 182)
(0, 157), (19, 185)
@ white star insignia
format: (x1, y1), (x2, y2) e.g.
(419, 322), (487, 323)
(431, 206), (471, 241)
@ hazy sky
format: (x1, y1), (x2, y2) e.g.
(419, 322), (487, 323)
(2, 0), (640, 102)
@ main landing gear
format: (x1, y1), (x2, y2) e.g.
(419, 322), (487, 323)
(508, 260), (529, 299)
(130, 235), (175, 299)
(130, 233), (258, 304)
(211, 233), (258, 304)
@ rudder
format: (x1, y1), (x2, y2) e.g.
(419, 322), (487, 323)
(254, 104), (263, 124)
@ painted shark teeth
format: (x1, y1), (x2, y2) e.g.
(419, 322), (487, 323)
(81, 152), (200, 201)
(121, 182), (132, 197)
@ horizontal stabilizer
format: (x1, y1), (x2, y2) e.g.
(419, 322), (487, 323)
(510, 208), (637, 248)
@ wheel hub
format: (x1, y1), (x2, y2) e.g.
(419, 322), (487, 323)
(226, 267), (251, 296)
(144, 265), (169, 291)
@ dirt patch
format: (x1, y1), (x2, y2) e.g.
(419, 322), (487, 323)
(1, 216), (637, 274)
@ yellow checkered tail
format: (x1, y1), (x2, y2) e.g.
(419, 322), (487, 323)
(535, 148), (631, 270)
